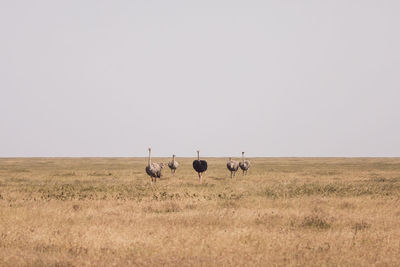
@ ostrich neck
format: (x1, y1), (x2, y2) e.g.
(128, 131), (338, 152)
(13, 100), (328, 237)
(242, 154), (244, 163)
(148, 151), (151, 166)
(172, 156), (175, 163)
(197, 152), (200, 161)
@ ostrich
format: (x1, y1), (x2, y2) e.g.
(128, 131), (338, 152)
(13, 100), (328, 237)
(192, 150), (207, 183)
(145, 147), (164, 182)
(168, 154), (179, 175)
(239, 152), (251, 175)
(227, 157), (239, 178)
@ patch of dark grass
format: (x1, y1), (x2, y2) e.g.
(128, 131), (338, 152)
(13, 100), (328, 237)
(55, 172), (76, 177)
(87, 172), (112, 176)
(353, 221), (370, 232)
(13, 169), (30, 173)
(218, 200), (240, 209)
(4, 177), (30, 183)
(339, 201), (356, 209)
(217, 191), (244, 200)
(301, 215), (331, 229)
(258, 180), (400, 199)
(143, 201), (182, 213)
(314, 170), (342, 176)
(370, 177), (400, 183)
(209, 176), (225, 181)
(184, 203), (197, 210)
(254, 213), (283, 226)
(31, 183), (152, 201)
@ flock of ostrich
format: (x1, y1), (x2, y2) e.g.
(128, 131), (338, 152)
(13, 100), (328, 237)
(145, 148), (251, 183)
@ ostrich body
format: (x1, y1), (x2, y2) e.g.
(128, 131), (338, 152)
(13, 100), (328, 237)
(227, 157), (239, 178)
(145, 148), (164, 182)
(168, 154), (179, 175)
(192, 150), (207, 183)
(239, 152), (251, 175)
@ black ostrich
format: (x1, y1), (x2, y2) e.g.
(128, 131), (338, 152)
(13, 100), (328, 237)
(192, 150), (208, 183)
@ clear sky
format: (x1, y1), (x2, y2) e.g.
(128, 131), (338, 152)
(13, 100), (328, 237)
(1, 1), (399, 157)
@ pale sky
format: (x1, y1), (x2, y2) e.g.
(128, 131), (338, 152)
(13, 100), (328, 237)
(1, 1), (399, 157)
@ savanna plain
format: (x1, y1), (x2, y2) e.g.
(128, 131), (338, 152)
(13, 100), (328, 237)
(1, 157), (400, 266)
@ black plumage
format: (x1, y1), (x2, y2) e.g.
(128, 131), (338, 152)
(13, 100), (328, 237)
(193, 160), (208, 173)
(193, 150), (207, 183)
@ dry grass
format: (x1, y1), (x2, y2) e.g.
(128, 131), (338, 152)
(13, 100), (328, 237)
(1, 157), (400, 266)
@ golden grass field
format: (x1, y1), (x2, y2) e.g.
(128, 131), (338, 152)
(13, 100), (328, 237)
(1, 157), (400, 266)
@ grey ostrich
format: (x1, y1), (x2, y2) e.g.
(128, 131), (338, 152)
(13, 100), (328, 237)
(168, 154), (179, 175)
(239, 152), (251, 175)
(145, 147), (164, 182)
(227, 157), (239, 178)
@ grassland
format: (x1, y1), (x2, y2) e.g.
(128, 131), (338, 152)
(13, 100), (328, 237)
(1, 157), (400, 266)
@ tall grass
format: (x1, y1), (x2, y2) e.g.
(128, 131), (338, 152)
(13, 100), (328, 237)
(1, 157), (400, 266)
